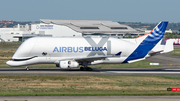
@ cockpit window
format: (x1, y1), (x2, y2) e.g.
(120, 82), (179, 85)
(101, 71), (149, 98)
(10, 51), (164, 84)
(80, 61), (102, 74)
(10, 56), (38, 61)
(10, 59), (14, 61)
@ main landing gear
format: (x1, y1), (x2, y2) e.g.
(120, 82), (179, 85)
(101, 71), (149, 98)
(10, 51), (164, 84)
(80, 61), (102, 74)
(80, 62), (92, 71)
(80, 66), (92, 71)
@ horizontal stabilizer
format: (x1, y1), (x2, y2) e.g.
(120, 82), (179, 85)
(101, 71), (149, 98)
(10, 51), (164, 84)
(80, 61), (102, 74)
(127, 58), (145, 63)
(162, 39), (174, 53)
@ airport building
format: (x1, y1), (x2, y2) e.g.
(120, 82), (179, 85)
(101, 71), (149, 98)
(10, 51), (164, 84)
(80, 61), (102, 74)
(0, 19), (145, 42)
(39, 19), (144, 37)
(0, 24), (30, 42)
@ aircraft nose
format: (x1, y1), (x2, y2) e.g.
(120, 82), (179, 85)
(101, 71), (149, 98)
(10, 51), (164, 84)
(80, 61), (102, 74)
(6, 60), (15, 67)
(6, 61), (11, 66)
(6, 59), (27, 67)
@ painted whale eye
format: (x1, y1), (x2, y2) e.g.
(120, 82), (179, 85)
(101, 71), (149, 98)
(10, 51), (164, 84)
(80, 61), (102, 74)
(42, 52), (47, 56)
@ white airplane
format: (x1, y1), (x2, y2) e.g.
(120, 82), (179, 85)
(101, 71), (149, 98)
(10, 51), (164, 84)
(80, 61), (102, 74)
(6, 21), (173, 70)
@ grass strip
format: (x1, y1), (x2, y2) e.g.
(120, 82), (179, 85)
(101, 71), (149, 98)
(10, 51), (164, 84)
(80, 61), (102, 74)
(0, 75), (179, 96)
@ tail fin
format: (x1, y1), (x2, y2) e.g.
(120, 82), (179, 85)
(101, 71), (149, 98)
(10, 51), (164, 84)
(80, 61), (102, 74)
(142, 21), (168, 43)
(135, 22), (168, 43)
(124, 21), (168, 62)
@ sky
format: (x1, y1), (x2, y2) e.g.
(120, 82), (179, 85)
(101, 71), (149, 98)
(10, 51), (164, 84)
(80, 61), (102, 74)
(0, 0), (180, 23)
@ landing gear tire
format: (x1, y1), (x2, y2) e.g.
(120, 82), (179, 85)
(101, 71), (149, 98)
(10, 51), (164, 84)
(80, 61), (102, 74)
(88, 67), (92, 71)
(85, 67), (92, 71)
(80, 67), (92, 71)
(80, 67), (84, 71)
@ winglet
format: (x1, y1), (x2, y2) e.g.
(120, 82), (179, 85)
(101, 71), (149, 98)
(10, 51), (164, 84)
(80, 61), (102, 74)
(115, 52), (122, 56)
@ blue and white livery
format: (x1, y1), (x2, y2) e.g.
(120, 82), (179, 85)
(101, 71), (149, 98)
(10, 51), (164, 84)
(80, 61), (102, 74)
(6, 21), (173, 70)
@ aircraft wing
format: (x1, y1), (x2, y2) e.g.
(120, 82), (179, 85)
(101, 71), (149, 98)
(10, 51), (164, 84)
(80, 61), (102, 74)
(75, 52), (122, 62)
(57, 52), (122, 63)
(74, 55), (111, 62)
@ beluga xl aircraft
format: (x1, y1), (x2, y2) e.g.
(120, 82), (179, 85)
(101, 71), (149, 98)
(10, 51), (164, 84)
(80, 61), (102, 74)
(6, 21), (173, 71)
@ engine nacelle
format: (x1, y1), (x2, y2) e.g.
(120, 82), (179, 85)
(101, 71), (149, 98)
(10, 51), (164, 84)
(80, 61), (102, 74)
(58, 60), (79, 69)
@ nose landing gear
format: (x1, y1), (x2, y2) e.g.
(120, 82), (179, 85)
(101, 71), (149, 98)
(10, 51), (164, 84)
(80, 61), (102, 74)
(26, 66), (29, 71)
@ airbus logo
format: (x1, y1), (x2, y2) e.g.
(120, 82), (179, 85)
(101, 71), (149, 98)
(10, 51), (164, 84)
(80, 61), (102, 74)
(53, 47), (83, 53)
(84, 47), (107, 51)
(53, 47), (107, 53)
(53, 37), (111, 56)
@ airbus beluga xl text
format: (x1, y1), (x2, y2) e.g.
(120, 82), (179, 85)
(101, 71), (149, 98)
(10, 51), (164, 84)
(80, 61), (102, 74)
(6, 21), (173, 70)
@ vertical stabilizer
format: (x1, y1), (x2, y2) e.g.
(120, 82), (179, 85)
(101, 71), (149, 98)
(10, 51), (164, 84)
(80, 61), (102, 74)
(124, 21), (168, 62)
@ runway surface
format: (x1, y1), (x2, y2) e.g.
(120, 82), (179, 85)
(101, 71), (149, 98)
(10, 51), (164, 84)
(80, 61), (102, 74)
(1, 96), (180, 101)
(1, 68), (180, 76)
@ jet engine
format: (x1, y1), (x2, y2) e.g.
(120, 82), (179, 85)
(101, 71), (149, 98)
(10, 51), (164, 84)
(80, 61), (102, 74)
(57, 60), (79, 69)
